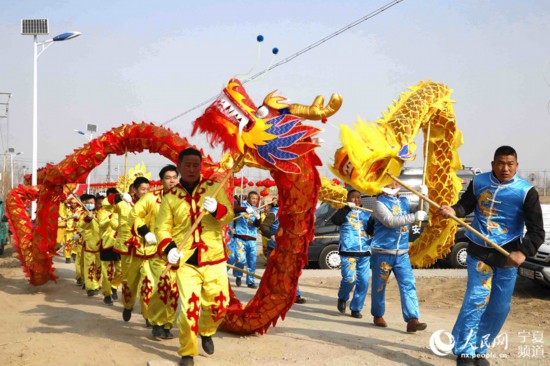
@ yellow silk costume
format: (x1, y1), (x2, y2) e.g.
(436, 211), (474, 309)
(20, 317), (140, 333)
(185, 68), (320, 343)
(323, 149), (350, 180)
(77, 210), (101, 291)
(63, 204), (77, 261)
(98, 199), (122, 298)
(155, 178), (234, 357)
(130, 190), (178, 330)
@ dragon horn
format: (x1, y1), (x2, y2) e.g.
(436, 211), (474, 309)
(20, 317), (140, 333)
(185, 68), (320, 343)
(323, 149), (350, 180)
(288, 93), (343, 121)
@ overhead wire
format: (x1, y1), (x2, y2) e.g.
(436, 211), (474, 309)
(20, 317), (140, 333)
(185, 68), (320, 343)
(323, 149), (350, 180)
(161, 0), (405, 126)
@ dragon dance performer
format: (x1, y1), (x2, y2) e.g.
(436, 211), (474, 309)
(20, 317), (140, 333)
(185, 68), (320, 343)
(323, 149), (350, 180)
(98, 188), (123, 306)
(77, 194), (102, 296)
(156, 148), (234, 366)
(129, 164), (179, 340)
(260, 197), (306, 304)
(369, 181), (428, 332)
(56, 197), (70, 256)
(71, 201), (85, 287)
(0, 199), (8, 253)
(227, 190), (261, 288)
(438, 146), (545, 366)
(114, 177), (152, 323)
(331, 190), (371, 319)
(61, 198), (78, 263)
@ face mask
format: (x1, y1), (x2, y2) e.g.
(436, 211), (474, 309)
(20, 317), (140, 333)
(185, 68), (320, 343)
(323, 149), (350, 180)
(85, 203), (95, 211)
(382, 187), (400, 196)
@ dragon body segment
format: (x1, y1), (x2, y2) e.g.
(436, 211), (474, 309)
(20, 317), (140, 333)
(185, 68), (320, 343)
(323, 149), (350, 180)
(331, 81), (465, 267)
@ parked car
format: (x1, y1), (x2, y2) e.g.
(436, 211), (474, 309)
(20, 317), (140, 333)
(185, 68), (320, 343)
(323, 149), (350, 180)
(517, 204), (550, 287)
(307, 167), (480, 269)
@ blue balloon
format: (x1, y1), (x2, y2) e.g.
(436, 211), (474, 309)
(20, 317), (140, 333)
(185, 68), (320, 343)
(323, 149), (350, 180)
(257, 35), (264, 42)
(272, 47), (279, 55)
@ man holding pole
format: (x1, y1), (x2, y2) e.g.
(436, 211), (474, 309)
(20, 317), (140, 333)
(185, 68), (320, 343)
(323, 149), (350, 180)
(439, 145), (545, 366)
(156, 148), (234, 366)
(369, 180), (428, 332)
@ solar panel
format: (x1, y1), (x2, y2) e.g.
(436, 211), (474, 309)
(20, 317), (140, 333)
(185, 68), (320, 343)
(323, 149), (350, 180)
(21, 19), (49, 35)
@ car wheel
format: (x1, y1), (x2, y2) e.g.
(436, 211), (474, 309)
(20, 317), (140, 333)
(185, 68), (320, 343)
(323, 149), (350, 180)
(318, 244), (341, 270)
(449, 242), (468, 269)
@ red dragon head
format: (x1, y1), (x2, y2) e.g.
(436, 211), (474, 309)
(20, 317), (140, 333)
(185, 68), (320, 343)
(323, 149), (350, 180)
(192, 78), (342, 173)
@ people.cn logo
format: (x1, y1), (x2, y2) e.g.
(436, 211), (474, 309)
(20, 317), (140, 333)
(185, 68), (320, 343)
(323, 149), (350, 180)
(429, 329), (455, 356)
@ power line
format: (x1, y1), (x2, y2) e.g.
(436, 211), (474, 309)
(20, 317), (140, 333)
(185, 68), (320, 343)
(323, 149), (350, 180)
(161, 0), (405, 126)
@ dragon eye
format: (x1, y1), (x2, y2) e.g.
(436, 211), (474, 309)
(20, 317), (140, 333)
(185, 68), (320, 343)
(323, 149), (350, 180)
(255, 106), (269, 119)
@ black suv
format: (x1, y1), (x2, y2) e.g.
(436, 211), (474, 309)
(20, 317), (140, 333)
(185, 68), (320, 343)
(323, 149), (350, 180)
(307, 167), (480, 269)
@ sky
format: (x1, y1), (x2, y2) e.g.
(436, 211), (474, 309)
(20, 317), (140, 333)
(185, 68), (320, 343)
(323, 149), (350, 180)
(1, 0), (549, 186)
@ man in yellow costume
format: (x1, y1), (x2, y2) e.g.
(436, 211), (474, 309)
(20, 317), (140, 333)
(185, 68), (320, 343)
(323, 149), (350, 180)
(156, 148), (234, 366)
(99, 187), (123, 305)
(115, 177), (152, 323)
(57, 197), (70, 260)
(77, 194), (102, 296)
(130, 164), (179, 340)
(63, 197), (78, 264)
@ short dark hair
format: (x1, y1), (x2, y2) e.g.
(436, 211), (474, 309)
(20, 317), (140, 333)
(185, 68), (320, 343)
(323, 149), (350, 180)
(178, 148), (202, 164)
(80, 194), (95, 202)
(494, 145), (517, 160)
(248, 191), (259, 199)
(106, 188), (118, 196)
(347, 189), (360, 199)
(95, 194), (105, 200)
(132, 177), (150, 189)
(159, 164), (178, 179)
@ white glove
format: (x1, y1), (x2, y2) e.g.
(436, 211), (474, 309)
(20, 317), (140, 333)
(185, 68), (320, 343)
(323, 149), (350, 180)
(270, 235), (276, 242)
(72, 233), (81, 241)
(347, 202), (356, 209)
(253, 211), (261, 220)
(415, 210), (428, 221)
(419, 185), (428, 196)
(203, 196), (218, 213)
(58, 217), (63, 222)
(144, 232), (157, 245)
(121, 193), (132, 203)
(246, 207), (255, 214)
(167, 248), (181, 264)
(72, 213), (79, 219)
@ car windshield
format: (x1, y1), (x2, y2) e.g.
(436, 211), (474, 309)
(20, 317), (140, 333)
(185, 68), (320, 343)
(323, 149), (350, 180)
(315, 203), (332, 221)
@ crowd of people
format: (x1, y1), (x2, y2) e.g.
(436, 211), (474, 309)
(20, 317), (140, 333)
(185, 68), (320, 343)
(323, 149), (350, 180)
(52, 145), (544, 366)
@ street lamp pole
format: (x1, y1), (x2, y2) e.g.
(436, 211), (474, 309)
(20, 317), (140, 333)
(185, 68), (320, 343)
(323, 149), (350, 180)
(22, 19), (81, 219)
(75, 124), (96, 193)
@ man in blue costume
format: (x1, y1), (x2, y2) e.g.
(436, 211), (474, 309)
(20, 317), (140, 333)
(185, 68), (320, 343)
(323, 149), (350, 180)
(331, 190), (371, 319)
(228, 191), (261, 288)
(439, 146), (545, 366)
(370, 181), (428, 332)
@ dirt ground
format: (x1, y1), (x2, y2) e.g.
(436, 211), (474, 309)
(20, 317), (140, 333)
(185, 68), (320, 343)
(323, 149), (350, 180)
(0, 244), (549, 366)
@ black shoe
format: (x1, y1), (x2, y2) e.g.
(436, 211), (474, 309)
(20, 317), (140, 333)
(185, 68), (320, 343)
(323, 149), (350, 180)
(145, 319), (152, 328)
(179, 356), (194, 366)
(122, 308), (132, 322)
(76, 278), (82, 286)
(152, 325), (163, 339)
(474, 356), (490, 366)
(295, 296), (306, 304)
(247, 283), (257, 289)
(111, 288), (118, 300)
(456, 355), (476, 366)
(337, 299), (346, 313)
(236, 277), (242, 287)
(71, 253), (76, 261)
(103, 296), (113, 306)
(161, 328), (174, 339)
(201, 335), (215, 355)
(65, 258), (71, 263)
(87, 290), (98, 297)
(351, 311), (363, 319)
